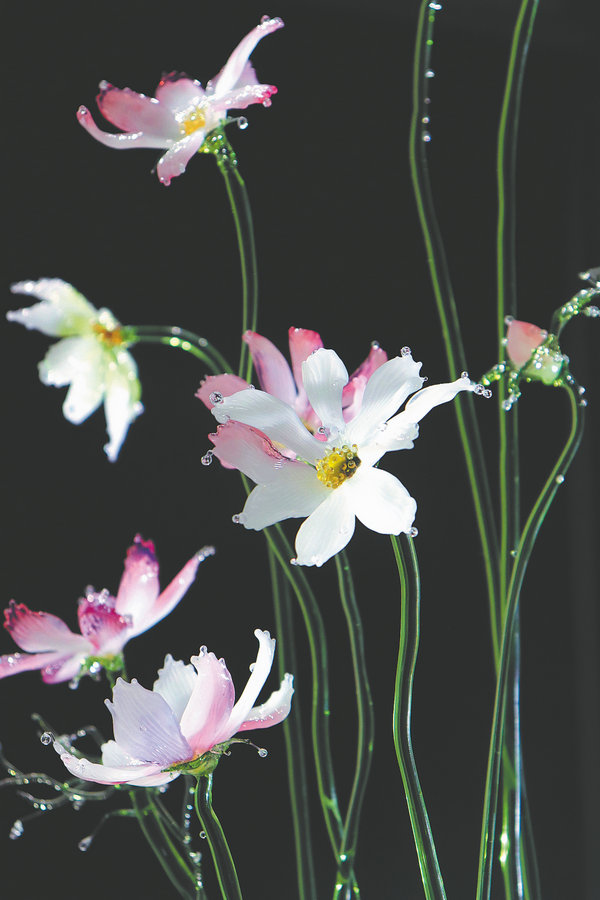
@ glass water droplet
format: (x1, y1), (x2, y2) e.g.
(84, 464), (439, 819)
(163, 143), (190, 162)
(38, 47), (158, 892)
(78, 836), (93, 852)
(9, 820), (24, 840)
(237, 117), (248, 130)
(257, 747), (268, 758)
(209, 391), (223, 405)
(201, 451), (213, 466)
(555, 474), (565, 485)
(40, 731), (53, 746)
(422, 131), (432, 142)
(409, 526), (419, 538)
(371, 340), (380, 349)
(425, 69), (435, 78)
(401, 346), (412, 357)
(199, 831), (207, 840)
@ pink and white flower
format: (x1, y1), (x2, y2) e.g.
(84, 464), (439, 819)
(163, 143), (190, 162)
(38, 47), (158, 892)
(8, 279), (142, 461)
(197, 327), (388, 435)
(0, 537), (214, 684)
(53, 630), (294, 785)
(209, 347), (476, 566)
(77, 17), (284, 185)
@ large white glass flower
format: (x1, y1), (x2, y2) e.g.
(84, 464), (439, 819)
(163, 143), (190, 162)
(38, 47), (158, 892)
(209, 348), (475, 566)
(8, 279), (142, 461)
(53, 630), (294, 785)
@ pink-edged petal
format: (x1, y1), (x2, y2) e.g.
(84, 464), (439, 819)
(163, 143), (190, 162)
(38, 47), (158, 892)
(103, 350), (143, 461)
(222, 630), (276, 738)
(77, 106), (170, 149)
(77, 591), (130, 655)
(243, 331), (297, 405)
(196, 374), (250, 408)
(345, 355), (424, 447)
(0, 650), (64, 680)
(131, 546), (214, 639)
(213, 389), (322, 463)
(239, 467), (327, 531)
(41, 654), (90, 684)
(114, 535), (159, 623)
(209, 421), (296, 483)
(342, 344), (389, 422)
(156, 130), (207, 185)
(208, 82), (278, 117)
(107, 678), (191, 765)
(287, 327), (323, 416)
(236, 672), (294, 732)
(54, 741), (165, 785)
(210, 17), (284, 98)
(8, 280), (96, 337)
(155, 73), (206, 109)
(347, 468), (416, 535)
(179, 650), (235, 756)
(301, 349), (348, 435)
(95, 82), (180, 137)
(153, 655), (197, 722)
(101, 740), (178, 786)
(294, 490), (356, 567)
(506, 319), (547, 368)
(4, 600), (90, 654)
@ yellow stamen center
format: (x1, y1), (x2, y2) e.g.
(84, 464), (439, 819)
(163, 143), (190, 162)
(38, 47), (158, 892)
(180, 108), (206, 136)
(92, 323), (125, 346)
(316, 444), (361, 489)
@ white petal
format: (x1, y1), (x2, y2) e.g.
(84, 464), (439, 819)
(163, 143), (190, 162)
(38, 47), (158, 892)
(345, 356), (424, 446)
(103, 351), (143, 461)
(394, 376), (474, 425)
(347, 468), (416, 534)
(294, 490), (356, 567)
(153, 654), (197, 723)
(54, 741), (165, 785)
(240, 467), (327, 530)
(223, 630), (276, 737)
(106, 678), (191, 765)
(213, 389), (322, 462)
(9, 280), (96, 337)
(301, 349), (348, 435)
(101, 740), (178, 786)
(236, 673), (294, 732)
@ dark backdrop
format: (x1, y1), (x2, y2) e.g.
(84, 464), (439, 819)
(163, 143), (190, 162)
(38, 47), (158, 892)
(2, 1), (599, 898)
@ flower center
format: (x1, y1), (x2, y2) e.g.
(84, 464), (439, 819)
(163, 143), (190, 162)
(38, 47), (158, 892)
(92, 323), (125, 346)
(315, 444), (361, 489)
(180, 107), (207, 136)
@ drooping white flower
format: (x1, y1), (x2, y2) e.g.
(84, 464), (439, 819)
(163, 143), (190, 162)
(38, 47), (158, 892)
(209, 347), (475, 566)
(8, 279), (142, 461)
(53, 630), (294, 785)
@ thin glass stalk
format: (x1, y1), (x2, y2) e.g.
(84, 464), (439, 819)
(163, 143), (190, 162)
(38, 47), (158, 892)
(194, 774), (243, 900)
(212, 135), (259, 381)
(332, 551), (375, 900)
(409, 0), (500, 658)
(267, 545), (318, 900)
(476, 385), (585, 900)
(129, 325), (233, 375)
(391, 534), (447, 900)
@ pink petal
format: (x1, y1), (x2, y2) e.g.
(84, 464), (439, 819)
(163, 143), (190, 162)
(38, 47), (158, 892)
(0, 650), (64, 680)
(506, 319), (547, 368)
(209, 421), (308, 484)
(3, 600), (90, 654)
(236, 673), (294, 732)
(208, 82), (278, 118)
(77, 590), (130, 655)
(210, 17), (284, 98)
(54, 741), (166, 786)
(114, 535), (159, 624)
(102, 740), (178, 786)
(77, 106), (170, 150)
(287, 327), (323, 425)
(154, 72), (205, 109)
(196, 373), (250, 409)
(107, 678), (192, 766)
(130, 546), (215, 639)
(41, 654), (91, 684)
(95, 82), (179, 137)
(223, 630), (275, 738)
(156, 130), (207, 185)
(243, 331), (297, 405)
(342, 344), (388, 422)
(179, 650), (235, 756)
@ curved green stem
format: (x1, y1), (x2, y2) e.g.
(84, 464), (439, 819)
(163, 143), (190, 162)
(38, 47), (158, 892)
(194, 775), (243, 900)
(267, 546), (318, 900)
(129, 324), (233, 375)
(476, 385), (585, 900)
(212, 135), (259, 381)
(332, 551), (375, 899)
(391, 534), (447, 900)
(409, 0), (500, 658)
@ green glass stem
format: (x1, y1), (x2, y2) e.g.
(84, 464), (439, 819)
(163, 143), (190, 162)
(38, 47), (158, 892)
(476, 385), (585, 900)
(391, 534), (447, 900)
(267, 546), (318, 900)
(194, 775), (243, 900)
(212, 135), (259, 381)
(332, 552), (375, 900)
(129, 789), (206, 899)
(409, 0), (500, 658)
(129, 325), (233, 375)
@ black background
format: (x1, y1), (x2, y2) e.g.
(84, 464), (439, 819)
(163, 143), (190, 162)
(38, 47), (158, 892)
(2, 1), (599, 898)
